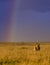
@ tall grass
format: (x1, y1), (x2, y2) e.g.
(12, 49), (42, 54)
(0, 43), (50, 65)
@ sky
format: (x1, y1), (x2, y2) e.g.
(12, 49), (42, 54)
(0, 0), (50, 42)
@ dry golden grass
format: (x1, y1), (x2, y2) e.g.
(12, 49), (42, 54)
(0, 42), (50, 65)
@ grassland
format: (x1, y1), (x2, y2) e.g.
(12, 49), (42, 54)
(0, 42), (50, 65)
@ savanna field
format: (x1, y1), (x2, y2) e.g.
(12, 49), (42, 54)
(0, 42), (50, 65)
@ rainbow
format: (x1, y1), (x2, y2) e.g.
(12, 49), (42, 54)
(7, 0), (17, 42)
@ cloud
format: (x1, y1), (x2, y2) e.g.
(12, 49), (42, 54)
(16, 0), (50, 12)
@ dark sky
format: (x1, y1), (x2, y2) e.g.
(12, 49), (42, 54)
(0, 0), (50, 42)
